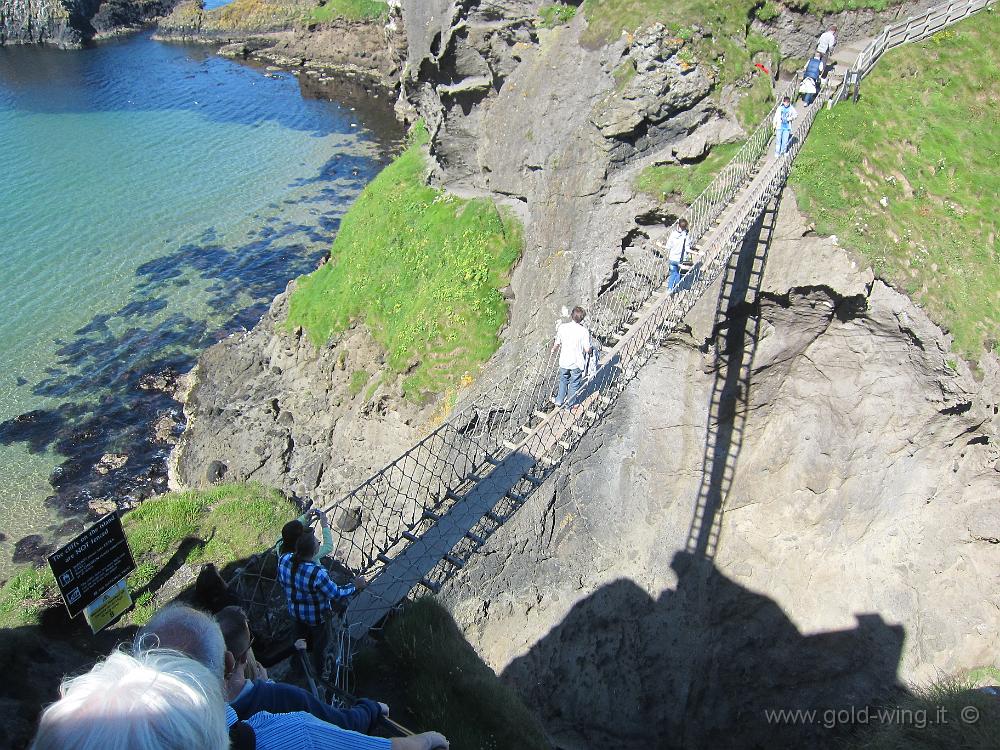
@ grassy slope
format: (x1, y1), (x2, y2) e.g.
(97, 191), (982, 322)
(286, 123), (523, 401)
(355, 597), (551, 749)
(791, 12), (1000, 360)
(0, 483), (295, 629)
(582, 0), (902, 46)
(636, 140), (744, 204)
(849, 675), (1000, 748)
(308, 0), (389, 23)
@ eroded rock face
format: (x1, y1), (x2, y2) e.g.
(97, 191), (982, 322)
(0, 0), (176, 46)
(170, 283), (434, 505)
(753, 0), (942, 59)
(439, 190), (1000, 749)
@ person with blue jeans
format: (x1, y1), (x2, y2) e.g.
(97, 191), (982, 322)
(772, 96), (797, 157)
(552, 306), (592, 408)
(665, 218), (689, 291)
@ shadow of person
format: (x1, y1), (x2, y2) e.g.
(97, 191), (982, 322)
(502, 551), (905, 750)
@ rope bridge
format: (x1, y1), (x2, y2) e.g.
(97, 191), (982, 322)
(227, 0), (992, 695)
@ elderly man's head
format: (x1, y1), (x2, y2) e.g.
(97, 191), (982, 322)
(136, 604), (226, 679)
(30, 648), (228, 750)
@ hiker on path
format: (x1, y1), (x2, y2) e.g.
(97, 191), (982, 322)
(666, 218), (690, 291)
(772, 96), (798, 157)
(804, 52), (823, 83)
(798, 75), (818, 105)
(800, 52), (823, 104)
(817, 26), (837, 73)
(552, 307), (592, 408)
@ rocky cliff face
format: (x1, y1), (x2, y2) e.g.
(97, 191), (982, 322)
(170, 283), (435, 504)
(1, 0), (175, 45)
(437, 190), (1000, 748)
(173, 0), (999, 742)
(1, 0), (96, 46)
(396, 11), (748, 349)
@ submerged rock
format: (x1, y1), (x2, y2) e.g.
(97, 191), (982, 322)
(94, 453), (129, 475)
(12, 535), (54, 565)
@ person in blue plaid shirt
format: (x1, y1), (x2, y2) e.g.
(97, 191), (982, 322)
(277, 528), (366, 677)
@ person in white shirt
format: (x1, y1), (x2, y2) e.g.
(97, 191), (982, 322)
(551, 306), (592, 408)
(665, 218), (689, 291)
(817, 26), (837, 72)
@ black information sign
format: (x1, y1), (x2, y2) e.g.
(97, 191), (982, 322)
(48, 512), (136, 619)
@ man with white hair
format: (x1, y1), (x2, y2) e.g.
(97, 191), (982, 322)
(139, 604), (449, 750)
(817, 25), (837, 73)
(30, 648), (229, 750)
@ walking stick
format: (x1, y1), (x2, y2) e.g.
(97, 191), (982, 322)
(323, 681), (419, 737)
(294, 638), (322, 701)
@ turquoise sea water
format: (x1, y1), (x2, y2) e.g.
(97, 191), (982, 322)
(0, 34), (399, 572)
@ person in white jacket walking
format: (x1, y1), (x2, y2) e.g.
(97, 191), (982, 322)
(817, 26), (837, 73)
(665, 218), (689, 291)
(772, 95), (797, 157)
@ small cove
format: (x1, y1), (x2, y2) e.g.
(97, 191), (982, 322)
(0, 33), (401, 574)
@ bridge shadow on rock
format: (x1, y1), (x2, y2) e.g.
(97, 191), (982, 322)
(501, 553), (906, 750)
(685, 192), (777, 562)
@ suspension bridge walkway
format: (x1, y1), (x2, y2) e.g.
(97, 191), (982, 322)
(230, 0), (992, 684)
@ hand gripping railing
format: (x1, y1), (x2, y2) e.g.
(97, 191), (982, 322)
(835, 0), (993, 102)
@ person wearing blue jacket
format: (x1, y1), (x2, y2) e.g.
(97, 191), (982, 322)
(804, 53), (823, 84)
(218, 605), (386, 732)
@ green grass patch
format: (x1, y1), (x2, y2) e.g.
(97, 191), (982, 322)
(358, 598), (551, 749)
(580, 0), (901, 82)
(755, 0), (779, 21)
(791, 13), (1000, 361)
(536, 3), (577, 28)
(737, 70), (776, 129)
(613, 59), (637, 90)
(286, 122), (523, 402)
(636, 140), (745, 204)
(848, 676), (1000, 749)
(0, 565), (56, 629)
(348, 369), (371, 397)
(0, 483), (296, 629)
(308, 0), (388, 23)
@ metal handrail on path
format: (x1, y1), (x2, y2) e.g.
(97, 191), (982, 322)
(835, 0), (992, 102)
(226, 0), (993, 693)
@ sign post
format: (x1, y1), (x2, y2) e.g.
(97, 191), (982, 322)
(48, 512), (136, 623)
(83, 579), (133, 634)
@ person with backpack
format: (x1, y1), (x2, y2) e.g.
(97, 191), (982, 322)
(665, 218), (690, 291)
(772, 95), (797, 157)
(804, 52), (823, 84)
(798, 75), (818, 105)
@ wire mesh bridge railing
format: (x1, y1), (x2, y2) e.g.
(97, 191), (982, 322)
(227, 0), (993, 692)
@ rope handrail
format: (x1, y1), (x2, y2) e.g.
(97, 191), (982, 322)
(227, 0), (993, 670)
